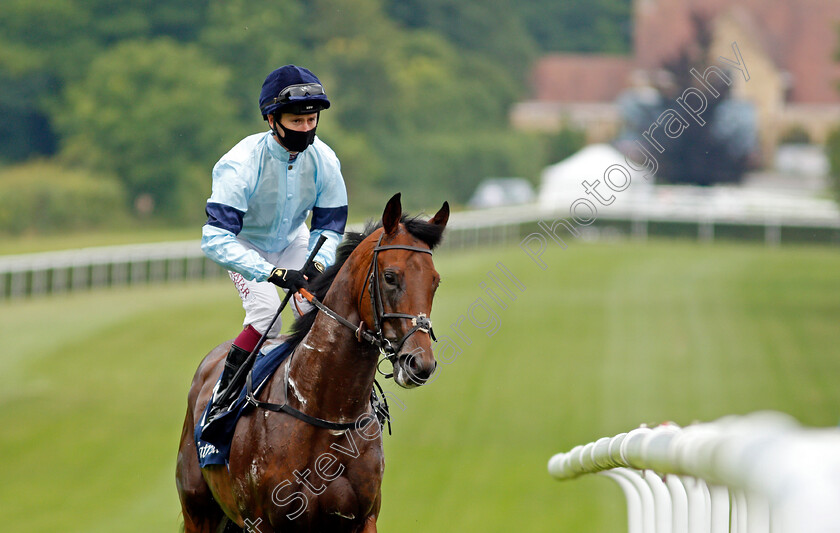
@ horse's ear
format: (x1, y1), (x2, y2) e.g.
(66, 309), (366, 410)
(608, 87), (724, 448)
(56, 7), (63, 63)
(382, 193), (402, 235)
(430, 201), (449, 228)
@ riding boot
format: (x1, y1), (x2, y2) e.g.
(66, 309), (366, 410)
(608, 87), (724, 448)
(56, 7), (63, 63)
(207, 344), (252, 420)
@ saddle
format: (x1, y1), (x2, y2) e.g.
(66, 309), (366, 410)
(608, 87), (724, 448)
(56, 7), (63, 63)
(194, 342), (295, 468)
(193, 342), (391, 468)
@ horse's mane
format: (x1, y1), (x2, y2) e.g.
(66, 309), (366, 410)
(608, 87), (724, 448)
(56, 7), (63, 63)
(285, 214), (445, 351)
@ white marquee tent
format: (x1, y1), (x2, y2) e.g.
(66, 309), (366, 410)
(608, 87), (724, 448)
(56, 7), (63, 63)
(538, 143), (653, 214)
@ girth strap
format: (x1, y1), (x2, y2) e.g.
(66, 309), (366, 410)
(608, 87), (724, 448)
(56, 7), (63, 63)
(246, 358), (376, 431)
(247, 396), (373, 431)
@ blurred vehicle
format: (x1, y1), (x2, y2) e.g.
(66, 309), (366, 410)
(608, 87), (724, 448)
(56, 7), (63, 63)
(468, 177), (535, 209)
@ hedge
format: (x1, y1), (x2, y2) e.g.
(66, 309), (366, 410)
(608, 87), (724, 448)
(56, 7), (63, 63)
(0, 161), (129, 235)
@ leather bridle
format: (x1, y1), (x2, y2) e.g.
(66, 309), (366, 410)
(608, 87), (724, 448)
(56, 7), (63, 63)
(360, 233), (437, 373)
(245, 231), (437, 430)
(299, 232), (436, 376)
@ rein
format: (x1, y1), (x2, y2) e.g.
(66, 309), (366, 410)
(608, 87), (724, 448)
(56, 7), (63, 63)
(245, 232), (435, 431)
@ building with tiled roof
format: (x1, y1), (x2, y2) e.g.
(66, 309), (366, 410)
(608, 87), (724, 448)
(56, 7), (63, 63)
(512, 0), (840, 162)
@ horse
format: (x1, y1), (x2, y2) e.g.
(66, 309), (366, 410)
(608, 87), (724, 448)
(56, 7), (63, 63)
(176, 193), (449, 532)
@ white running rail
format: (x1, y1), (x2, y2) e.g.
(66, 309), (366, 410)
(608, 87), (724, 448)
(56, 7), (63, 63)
(3, 204), (839, 301)
(547, 412), (840, 533)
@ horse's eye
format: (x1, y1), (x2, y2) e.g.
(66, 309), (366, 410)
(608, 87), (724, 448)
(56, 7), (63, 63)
(383, 271), (398, 285)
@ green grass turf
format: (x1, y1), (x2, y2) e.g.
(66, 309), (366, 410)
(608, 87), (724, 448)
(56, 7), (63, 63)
(1, 239), (838, 532)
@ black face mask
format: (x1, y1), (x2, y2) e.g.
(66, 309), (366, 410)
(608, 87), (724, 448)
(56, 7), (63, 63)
(274, 121), (317, 152)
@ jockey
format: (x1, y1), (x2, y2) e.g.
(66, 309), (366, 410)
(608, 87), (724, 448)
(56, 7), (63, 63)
(201, 65), (348, 419)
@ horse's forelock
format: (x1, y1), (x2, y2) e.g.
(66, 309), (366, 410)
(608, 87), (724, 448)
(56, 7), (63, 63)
(362, 214), (444, 250)
(402, 214), (445, 250)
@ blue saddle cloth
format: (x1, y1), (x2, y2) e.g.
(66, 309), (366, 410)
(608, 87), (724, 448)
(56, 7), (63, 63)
(194, 342), (294, 468)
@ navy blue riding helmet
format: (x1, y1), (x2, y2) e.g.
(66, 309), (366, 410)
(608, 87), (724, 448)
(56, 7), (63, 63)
(259, 65), (331, 118)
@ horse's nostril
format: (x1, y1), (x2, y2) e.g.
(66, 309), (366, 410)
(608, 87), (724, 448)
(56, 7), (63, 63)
(406, 356), (433, 382)
(409, 357), (422, 373)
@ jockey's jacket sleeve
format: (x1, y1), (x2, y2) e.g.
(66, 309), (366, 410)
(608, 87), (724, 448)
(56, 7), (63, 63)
(200, 149), (275, 281)
(201, 223), (275, 282)
(309, 148), (348, 267)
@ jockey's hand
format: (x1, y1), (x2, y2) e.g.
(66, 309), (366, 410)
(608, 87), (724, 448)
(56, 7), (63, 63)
(267, 268), (309, 293)
(301, 260), (325, 282)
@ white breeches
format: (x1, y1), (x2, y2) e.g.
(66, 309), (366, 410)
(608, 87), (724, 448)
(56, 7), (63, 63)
(228, 232), (311, 338)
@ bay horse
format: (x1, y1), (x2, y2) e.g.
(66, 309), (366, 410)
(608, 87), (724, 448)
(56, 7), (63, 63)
(176, 193), (449, 532)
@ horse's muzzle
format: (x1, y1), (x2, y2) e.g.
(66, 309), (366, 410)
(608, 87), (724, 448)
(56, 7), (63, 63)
(393, 349), (437, 388)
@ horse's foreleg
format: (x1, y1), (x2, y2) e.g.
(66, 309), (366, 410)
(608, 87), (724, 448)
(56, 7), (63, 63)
(177, 406), (228, 533)
(182, 511), (228, 533)
(360, 515), (378, 533)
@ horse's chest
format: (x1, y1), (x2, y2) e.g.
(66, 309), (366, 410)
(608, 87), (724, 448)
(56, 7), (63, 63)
(254, 431), (384, 528)
(306, 435), (383, 503)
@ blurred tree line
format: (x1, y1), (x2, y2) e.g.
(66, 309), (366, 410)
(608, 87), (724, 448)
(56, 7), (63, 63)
(0, 0), (631, 231)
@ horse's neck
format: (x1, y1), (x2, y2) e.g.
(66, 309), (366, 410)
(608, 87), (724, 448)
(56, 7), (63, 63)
(288, 275), (379, 423)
